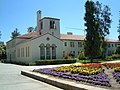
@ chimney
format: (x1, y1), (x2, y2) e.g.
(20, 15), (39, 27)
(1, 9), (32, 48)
(67, 32), (73, 35)
(37, 10), (42, 32)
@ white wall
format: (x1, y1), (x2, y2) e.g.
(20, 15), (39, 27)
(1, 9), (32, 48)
(31, 33), (63, 61)
(106, 42), (118, 55)
(40, 19), (60, 38)
(15, 41), (32, 64)
(63, 40), (84, 57)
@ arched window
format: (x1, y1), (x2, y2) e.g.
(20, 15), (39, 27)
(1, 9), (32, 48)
(52, 44), (56, 59)
(40, 44), (45, 60)
(46, 44), (51, 59)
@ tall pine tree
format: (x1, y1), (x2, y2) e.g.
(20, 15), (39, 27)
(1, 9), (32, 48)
(118, 11), (120, 41)
(84, 0), (102, 62)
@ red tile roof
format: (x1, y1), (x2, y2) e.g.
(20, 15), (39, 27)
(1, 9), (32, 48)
(16, 32), (38, 39)
(60, 34), (85, 41)
(105, 38), (120, 43)
(11, 32), (119, 43)
(60, 34), (119, 42)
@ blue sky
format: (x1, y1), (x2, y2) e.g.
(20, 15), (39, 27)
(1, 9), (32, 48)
(0, 0), (120, 43)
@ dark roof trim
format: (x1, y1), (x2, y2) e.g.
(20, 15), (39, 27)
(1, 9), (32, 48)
(39, 17), (60, 21)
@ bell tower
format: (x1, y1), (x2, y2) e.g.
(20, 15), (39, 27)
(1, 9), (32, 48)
(36, 10), (60, 38)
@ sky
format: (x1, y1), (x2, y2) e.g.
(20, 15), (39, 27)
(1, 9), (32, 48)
(0, 0), (120, 43)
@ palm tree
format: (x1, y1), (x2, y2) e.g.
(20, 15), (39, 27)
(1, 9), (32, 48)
(27, 27), (34, 33)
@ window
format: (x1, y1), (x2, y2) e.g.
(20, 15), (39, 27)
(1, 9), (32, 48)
(28, 47), (29, 57)
(26, 47), (27, 57)
(40, 22), (43, 29)
(40, 44), (45, 60)
(64, 42), (67, 46)
(78, 42), (82, 47)
(17, 49), (19, 57)
(70, 42), (74, 47)
(78, 51), (80, 55)
(21, 48), (22, 57)
(17, 48), (20, 57)
(73, 51), (75, 55)
(14, 50), (16, 58)
(23, 48), (24, 57)
(112, 50), (114, 54)
(50, 20), (56, 29)
(46, 44), (51, 59)
(112, 44), (114, 47)
(63, 51), (65, 57)
(52, 44), (56, 59)
(108, 43), (110, 48)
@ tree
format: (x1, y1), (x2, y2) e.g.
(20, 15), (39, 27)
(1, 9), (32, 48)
(116, 46), (120, 54)
(11, 28), (20, 39)
(101, 5), (112, 38)
(84, 0), (102, 62)
(0, 44), (6, 60)
(101, 5), (112, 58)
(27, 27), (34, 33)
(0, 31), (1, 39)
(94, 1), (112, 58)
(117, 11), (120, 41)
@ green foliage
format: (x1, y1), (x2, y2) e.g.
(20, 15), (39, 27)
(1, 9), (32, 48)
(84, 0), (102, 61)
(116, 46), (120, 54)
(101, 5), (112, 38)
(84, 1), (112, 61)
(95, 1), (112, 58)
(111, 54), (120, 59)
(11, 28), (20, 39)
(63, 52), (75, 59)
(106, 54), (120, 60)
(27, 27), (34, 32)
(0, 31), (1, 39)
(117, 11), (120, 40)
(0, 44), (6, 60)
(78, 51), (86, 60)
(35, 59), (76, 65)
(118, 35), (120, 41)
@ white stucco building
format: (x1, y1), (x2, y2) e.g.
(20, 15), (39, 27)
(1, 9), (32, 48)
(6, 10), (120, 64)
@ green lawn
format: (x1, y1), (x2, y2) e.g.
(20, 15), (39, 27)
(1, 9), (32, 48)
(77, 59), (120, 63)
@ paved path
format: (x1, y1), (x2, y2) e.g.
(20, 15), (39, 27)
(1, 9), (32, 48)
(0, 63), (62, 90)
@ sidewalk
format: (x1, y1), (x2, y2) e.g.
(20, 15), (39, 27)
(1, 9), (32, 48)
(0, 63), (62, 90)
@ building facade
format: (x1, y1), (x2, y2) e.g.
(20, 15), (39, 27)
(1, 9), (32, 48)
(6, 10), (120, 64)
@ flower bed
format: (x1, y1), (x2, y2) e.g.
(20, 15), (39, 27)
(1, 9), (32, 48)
(103, 63), (120, 69)
(33, 63), (111, 87)
(112, 66), (120, 84)
(112, 72), (120, 84)
(53, 64), (103, 75)
(114, 67), (120, 72)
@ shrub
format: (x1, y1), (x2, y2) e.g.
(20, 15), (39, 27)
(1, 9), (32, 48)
(63, 52), (75, 59)
(111, 54), (120, 59)
(105, 55), (113, 60)
(64, 53), (70, 59)
(106, 54), (120, 60)
(0, 59), (6, 63)
(78, 51), (86, 60)
(35, 59), (76, 65)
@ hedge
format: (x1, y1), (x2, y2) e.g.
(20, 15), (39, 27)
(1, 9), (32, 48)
(35, 59), (76, 65)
